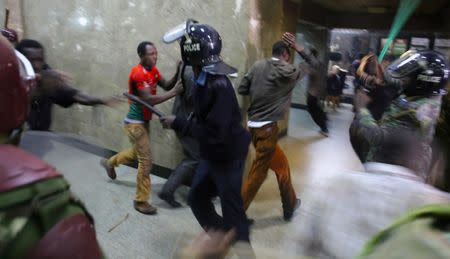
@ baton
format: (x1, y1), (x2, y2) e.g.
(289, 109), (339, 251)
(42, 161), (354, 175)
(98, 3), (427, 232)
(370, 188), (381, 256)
(123, 92), (165, 117)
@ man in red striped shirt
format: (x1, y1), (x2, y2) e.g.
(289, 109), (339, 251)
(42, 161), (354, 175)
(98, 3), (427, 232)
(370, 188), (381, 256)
(101, 41), (182, 215)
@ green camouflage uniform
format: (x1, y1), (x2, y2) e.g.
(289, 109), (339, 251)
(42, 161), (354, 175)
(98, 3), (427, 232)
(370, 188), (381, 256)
(432, 93), (450, 191)
(352, 95), (442, 179)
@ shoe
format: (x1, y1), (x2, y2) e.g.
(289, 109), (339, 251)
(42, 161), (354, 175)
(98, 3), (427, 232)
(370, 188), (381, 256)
(133, 201), (157, 215)
(319, 129), (329, 137)
(158, 192), (182, 208)
(100, 158), (116, 180)
(283, 198), (301, 221)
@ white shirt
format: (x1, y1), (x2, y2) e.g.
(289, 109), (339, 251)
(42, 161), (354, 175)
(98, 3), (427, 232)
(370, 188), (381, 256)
(284, 162), (450, 259)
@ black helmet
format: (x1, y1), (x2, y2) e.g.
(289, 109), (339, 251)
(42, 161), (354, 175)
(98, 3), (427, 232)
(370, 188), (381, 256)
(163, 20), (237, 75)
(385, 50), (449, 96)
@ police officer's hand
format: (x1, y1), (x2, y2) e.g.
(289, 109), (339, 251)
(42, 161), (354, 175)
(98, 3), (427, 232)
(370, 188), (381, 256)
(160, 115), (176, 129)
(354, 90), (372, 112)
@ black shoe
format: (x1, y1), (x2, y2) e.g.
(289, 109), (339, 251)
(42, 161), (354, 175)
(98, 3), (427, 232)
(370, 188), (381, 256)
(283, 198), (301, 221)
(158, 192), (182, 208)
(319, 129), (329, 137)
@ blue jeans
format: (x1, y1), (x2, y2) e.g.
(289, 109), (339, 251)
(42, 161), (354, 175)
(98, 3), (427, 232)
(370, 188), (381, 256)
(188, 159), (250, 242)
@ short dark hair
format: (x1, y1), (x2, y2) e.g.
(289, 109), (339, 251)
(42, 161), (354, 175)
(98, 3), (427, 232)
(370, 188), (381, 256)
(16, 39), (44, 55)
(137, 41), (154, 57)
(272, 41), (289, 57)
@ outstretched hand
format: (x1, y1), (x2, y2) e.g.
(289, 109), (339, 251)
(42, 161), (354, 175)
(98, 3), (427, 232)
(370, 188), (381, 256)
(282, 32), (304, 53)
(102, 95), (123, 107)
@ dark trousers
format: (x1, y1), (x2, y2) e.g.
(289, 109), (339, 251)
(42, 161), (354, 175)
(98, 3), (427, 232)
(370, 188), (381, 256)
(307, 93), (328, 131)
(161, 136), (200, 196)
(160, 158), (198, 195)
(188, 159), (250, 242)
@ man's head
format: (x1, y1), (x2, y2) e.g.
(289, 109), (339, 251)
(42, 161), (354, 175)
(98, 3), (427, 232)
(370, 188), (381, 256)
(16, 39), (45, 74)
(137, 41), (157, 69)
(179, 22), (237, 75)
(385, 50), (449, 97)
(162, 20), (237, 75)
(272, 41), (290, 62)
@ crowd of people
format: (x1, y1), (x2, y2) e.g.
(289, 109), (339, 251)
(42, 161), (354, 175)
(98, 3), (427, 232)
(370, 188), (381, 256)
(1, 17), (450, 259)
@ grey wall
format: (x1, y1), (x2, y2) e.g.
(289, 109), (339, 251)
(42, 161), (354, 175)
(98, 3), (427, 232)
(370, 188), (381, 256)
(22, 0), (250, 169)
(0, 1), (4, 26)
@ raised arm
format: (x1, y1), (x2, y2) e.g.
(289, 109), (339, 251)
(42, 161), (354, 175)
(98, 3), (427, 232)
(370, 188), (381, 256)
(158, 61), (183, 91)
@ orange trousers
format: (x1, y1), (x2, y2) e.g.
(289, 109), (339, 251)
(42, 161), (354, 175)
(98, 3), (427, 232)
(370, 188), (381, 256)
(241, 122), (297, 212)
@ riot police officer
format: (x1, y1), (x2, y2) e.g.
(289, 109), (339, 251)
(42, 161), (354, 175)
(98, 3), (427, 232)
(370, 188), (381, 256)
(352, 50), (449, 180)
(160, 20), (253, 248)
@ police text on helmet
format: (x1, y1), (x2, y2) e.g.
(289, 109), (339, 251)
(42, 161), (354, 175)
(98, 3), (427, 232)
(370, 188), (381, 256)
(183, 43), (200, 52)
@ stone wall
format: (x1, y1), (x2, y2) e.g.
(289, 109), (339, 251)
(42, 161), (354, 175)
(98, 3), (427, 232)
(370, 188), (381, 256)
(0, 0), (4, 27)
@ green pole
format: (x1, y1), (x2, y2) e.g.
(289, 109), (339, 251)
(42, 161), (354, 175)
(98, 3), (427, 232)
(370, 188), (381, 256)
(378, 0), (421, 62)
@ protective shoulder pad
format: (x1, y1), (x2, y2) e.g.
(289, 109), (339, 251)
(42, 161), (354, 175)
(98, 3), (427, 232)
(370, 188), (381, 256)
(25, 214), (102, 259)
(0, 145), (60, 192)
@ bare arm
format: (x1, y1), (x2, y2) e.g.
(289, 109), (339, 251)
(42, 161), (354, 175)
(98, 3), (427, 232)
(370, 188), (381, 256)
(238, 65), (254, 95)
(356, 55), (384, 86)
(73, 92), (106, 105)
(158, 61), (183, 91)
(282, 32), (319, 68)
(139, 81), (183, 106)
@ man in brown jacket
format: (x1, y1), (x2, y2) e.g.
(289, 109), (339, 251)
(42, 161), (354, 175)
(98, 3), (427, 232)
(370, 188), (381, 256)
(238, 40), (302, 221)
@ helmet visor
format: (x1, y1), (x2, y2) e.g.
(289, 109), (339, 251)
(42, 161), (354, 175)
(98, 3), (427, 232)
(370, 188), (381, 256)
(387, 52), (423, 79)
(162, 19), (198, 44)
(15, 50), (36, 92)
